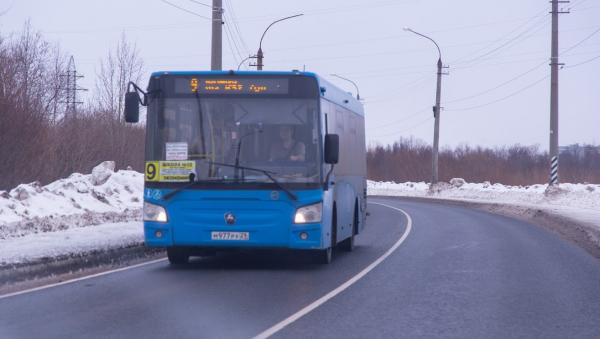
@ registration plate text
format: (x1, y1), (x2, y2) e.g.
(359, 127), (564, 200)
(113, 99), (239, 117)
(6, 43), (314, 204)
(211, 231), (250, 241)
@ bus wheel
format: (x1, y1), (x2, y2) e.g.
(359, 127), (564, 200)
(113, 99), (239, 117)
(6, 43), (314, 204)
(167, 248), (189, 265)
(340, 208), (357, 252)
(315, 247), (333, 264)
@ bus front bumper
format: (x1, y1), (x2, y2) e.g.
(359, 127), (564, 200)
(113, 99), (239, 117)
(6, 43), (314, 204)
(144, 221), (323, 250)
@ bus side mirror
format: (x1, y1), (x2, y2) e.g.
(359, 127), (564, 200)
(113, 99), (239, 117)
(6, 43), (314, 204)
(124, 92), (140, 123)
(324, 134), (339, 164)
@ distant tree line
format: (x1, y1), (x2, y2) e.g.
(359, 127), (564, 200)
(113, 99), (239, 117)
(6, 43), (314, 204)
(367, 138), (600, 185)
(0, 22), (144, 190)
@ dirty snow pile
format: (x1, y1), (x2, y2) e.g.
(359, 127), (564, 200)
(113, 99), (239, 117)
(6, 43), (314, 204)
(368, 179), (600, 228)
(0, 221), (143, 266)
(0, 161), (144, 265)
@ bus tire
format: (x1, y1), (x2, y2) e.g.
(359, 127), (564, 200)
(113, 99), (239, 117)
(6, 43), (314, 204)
(340, 207), (357, 252)
(315, 247), (333, 264)
(167, 248), (189, 265)
(315, 207), (336, 264)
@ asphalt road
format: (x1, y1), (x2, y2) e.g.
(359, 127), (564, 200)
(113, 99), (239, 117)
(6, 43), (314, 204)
(2, 198), (600, 338)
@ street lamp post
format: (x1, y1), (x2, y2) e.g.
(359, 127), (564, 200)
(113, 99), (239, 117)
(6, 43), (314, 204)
(256, 14), (303, 70)
(404, 27), (443, 186)
(330, 74), (361, 100)
(237, 55), (252, 71)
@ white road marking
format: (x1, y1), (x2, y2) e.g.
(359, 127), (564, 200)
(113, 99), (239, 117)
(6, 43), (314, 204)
(0, 258), (167, 300)
(253, 201), (413, 339)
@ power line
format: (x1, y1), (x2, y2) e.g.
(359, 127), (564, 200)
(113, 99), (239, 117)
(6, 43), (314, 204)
(363, 74), (434, 103)
(443, 61), (547, 105)
(371, 116), (433, 138)
(187, 0), (213, 8)
(233, 0), (407, 23)
(570, 0), (592, 9)
(224, 0), (250, 54)
(440, 25), (600, 106)
(225, 16), (249, 61)
(223, 19), (241, 60)
(565, 53), (600, 68)
(450, 8), (550, 66)
(222, 20), (241, 66)
(0, 0), (13, 16)
(367, 107), (430, 130)
(562, 26), (600, 54)
(160, 0), (212, 20)
(453, 14), (550, 68)
(446, 74), (549, 112)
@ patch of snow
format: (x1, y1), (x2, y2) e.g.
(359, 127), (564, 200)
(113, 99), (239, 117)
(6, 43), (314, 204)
(449, 178), (466, 188)
(90, 161), (115, 186)
(0, 161), (143, 240)
(368, 180), (600, 232)
(0, 221), (143, 265)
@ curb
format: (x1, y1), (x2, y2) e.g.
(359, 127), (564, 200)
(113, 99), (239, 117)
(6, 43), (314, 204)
(0, 244), (165, 289)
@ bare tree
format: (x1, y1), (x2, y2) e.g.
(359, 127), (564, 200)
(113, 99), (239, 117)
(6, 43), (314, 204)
(0, 21), (67, 188)
(95, 33), (144, 122)
(0, 22), (147, 191)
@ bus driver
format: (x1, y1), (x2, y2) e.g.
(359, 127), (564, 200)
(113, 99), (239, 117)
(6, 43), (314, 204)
(269, 125), (305, 162)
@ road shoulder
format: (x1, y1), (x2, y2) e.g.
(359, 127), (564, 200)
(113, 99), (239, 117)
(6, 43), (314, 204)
(371, 195), (600, 260)
(0, 244), (164, 295)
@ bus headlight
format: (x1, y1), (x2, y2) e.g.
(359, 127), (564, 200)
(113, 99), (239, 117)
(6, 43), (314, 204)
(294, 202), (322, 224)
(144, 202), (168, 223)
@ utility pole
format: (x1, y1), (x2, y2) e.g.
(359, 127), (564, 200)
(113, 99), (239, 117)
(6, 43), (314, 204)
(433, 57), (442, 185)
(404, 27), (445, 186)
(549, 0), (569, 186)
(211, 0), (223, 71)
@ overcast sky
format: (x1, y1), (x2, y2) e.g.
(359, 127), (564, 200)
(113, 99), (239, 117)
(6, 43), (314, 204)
(1, 0), (598, 149)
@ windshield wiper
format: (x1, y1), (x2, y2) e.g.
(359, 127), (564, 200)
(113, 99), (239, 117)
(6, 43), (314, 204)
(163, 173), (196, 201)
(209, 161), (298, 201)
(234, 126), (263, 180)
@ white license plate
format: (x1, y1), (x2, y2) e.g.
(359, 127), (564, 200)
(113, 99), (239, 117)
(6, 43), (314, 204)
(211, 231), (250, 241)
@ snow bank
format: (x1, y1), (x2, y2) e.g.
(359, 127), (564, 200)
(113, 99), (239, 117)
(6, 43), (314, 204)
(0, 221), (143, 266)
(0, 161), (143, 240)
(368, 179), (600, 230)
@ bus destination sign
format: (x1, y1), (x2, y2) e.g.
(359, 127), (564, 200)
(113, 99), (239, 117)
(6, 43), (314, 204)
(178, 77), (289, 95)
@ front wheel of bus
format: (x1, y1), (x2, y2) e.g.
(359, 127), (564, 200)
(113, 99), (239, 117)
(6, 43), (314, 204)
(340, 207), (358, 252)
(167, 248), (189, 265)
(316, 247), (333, 264)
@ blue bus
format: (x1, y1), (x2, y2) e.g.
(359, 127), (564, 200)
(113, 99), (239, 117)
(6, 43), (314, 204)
(124, 70), (367, 264)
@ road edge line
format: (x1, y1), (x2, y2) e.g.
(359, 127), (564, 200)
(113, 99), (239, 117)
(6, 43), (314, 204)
(0, 258), (167, 300)
(253, 201), (413, 339)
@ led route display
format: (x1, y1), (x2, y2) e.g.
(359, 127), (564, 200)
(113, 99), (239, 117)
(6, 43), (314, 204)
(175, 77), (289, 95)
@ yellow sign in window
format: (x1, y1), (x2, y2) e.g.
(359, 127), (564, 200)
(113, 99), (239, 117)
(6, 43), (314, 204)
(145, 161), (196, 182)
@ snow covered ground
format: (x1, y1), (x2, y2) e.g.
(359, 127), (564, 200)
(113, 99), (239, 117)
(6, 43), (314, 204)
(0, 162), (144, 265)
(2, 162), (599, 266)
(1, 221), (143, 266)
(0, 161), (143, 240)
(368, 179), (600, 232)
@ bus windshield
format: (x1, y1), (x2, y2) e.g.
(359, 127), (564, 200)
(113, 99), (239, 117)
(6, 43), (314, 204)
(146, 96), (321, 184)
